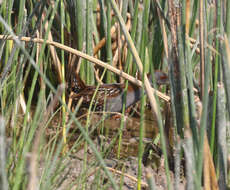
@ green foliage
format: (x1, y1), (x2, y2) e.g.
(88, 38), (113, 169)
(0, 0), (230, 189)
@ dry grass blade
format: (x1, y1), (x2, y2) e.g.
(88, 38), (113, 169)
(93, 23), (118, 56)
(203, 134), (219, 190)
(186, 0), (190, 36)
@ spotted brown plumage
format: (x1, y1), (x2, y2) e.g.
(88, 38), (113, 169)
(70, 71), (168, 112)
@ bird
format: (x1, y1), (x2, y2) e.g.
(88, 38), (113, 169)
(69, 71), (168, 113)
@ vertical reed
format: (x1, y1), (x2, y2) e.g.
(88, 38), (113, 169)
(0, 0), (230, 189)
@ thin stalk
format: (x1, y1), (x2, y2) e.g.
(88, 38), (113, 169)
(125, 0), (139, 74)
(189, 0), (199, 36)
(222, 36), (230, 116)
(174, 137), (181, 190)
(76, 1), (86, 81)
(152, 0), (166, 69)
(82, 64), (106, 190)
(138, 87), (146, 190)
(185, 0), (190, 35)
(117, 11), (136, 158)
(60, 0), (67, 153)
(183, 130), (196, 190)
(226, 0), (230, 38)
(40, 124), (69, 189)
(199, 0), (205, 99)
(16, 0), (25, 34)
(105, 0), (114, 83)
(86, 0), (94, 85)
(197, 4), (214, 182)
(168, 0), (184, 137)
(178, 0), (190, 135)
(185, 42), (199, 149)
(0, 1), (7, 32)
(121, 0), (128, 23)
(146, 172), (156, 190)
(210, 0), (221, 154)
(128, 0), (134, 16)
(91, 13), (99, 47)
(98, 0), (107, 37)
(185, 1), (199, 150)
(117, 100), (126, 159)
(116, 0), (139, 160)
(137, 1), (150, 189)
(134, 7), (143, 67)
(4, 0), (13, 67)
(82, 2), (97, 185)
(217, 84), (227, 189)
(0, 117), (9, 190)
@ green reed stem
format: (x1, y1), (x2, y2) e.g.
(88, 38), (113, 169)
(134, 6), (143, 63)
(151, 1), (164, 70)
(184, 1), (199, 149)
(177, 29), (190, 136)
(109, 0), (171, 189)
(197, 4), (214, 182)
(82, 72), (107, 190)
(60, 0), (67, 153)
(137, 1), (150, 188)
(16, 0), (25, 34)
(0, 117), (9, 190)
(86, 0), (94, 85)
(217, 84), (227, 189)
(221, 35), (230, 117)
(210, 0), (221, 155)
(138, 89), (146, 190)
(125, 0), (139, 74)
(76, 1), (86, 81)
(121, 0), (128, 23)
(105, 0), (114, 83)
(117, 0), (139, 160)
(3, 0), (13, 66)
(226, 1), (230, 38)
(189, 0), (199, 37)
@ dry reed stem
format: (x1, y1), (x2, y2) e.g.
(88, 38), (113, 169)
(185, 0), (190, 36)
(203, 134), (219, 190)
(0, 35), (170, 102)
(155, 0), (169, 58)
(93, 23), (118, 56)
